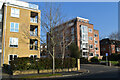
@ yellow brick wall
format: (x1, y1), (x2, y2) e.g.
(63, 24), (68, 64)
(2, 5), (41, 64)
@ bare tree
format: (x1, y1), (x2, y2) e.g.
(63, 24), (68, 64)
(108, 32), (119, 40)
(21, 3), (75, 74)
(56, 24), (74, 64)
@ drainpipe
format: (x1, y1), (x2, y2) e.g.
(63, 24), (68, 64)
(3, 2), (7, 64)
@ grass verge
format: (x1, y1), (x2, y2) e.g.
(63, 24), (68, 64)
(20, 73), (62, 79)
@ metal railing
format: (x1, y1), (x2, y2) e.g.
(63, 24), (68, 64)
(30, 44), (38, 50)
(30, 17), (38, 23)
(30, 31), (37, 36)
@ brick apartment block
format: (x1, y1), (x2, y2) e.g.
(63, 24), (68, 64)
(100, 38), (120, 56)
(0, 0), (41, 65)
(47, 17), (101, 60)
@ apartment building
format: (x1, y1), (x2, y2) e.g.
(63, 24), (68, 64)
(100, 38), (120, 56)
(0, 0), (41, 65)
(47, 17), (101, 60)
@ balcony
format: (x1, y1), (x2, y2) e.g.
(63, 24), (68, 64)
(30, 39), (38, 50)
(30, 44), (38, 50)
(30, 31), (37, 36)
(30, 17), (37, 23)
(30, 25), (38, 36)
(30, 12), (38, 23)
(29, 3), (38, 10)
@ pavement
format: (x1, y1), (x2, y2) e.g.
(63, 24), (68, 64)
(1, 64), (120, 80)
(1, 69), (89, 79)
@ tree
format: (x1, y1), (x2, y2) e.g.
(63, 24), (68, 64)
(69, 43), (82, 59)
(56, 23), (74, 64)
(21, 3), (65, 74)
(108, 32), (119, 40)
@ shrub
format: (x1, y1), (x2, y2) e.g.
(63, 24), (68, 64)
(90, 57), (99, 63)
(8, 57), (76, 71)
(80, 57), (88, 64)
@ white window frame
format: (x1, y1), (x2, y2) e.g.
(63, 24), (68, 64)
(11, 8), (20, 18)
(10, 22), (19, 32)
(9, 37), (18, 48)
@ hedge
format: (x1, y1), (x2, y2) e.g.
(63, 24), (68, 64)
(102, 54), (120, 61)
(90, 57), (100, 63)
(5, 57), (76, 71)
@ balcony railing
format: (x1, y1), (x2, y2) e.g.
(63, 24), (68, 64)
(30, 44), (38, 50)
(29, 3), (38, 10)
(30, 31), (37, 36)
(30, 18), (38, 23)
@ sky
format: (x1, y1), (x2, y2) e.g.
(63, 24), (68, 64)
(31, 2), (118, 39)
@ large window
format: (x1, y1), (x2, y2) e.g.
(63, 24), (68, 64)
(10, 22), (19, 32)
(11, 8), (20, 18)
(9, 37), (18, 47)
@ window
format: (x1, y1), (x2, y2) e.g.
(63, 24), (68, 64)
(89, 44), (93, 49)
(10, 22), (19, 32)
(103, 48), (106, 51)
(9, 37), (18, 47)
(95, 54), (99, 57)
(89, 28), (92, 33)
(71, 27), (74, 34)
(45, 46), (47, 48)
(0, 13), (2, 22)
(9, 55), (18, 63)
(30, 55), (37, 58)
(0, 29), (2, 37)
(89, 53), (93, 56)
(95, 47), (99, 50)
(83, 52), (88, 56)
(89, 36), (93, 40)
(95, 40), (98, 44)
(94, 34), (98, 37)
(11, 8), (20, 18)
(41, 46), (43, 48)
(112, 47), (114, 50)
(72, 35), (74, 41)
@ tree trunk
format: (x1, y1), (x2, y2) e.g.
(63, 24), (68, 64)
(52, 46), (55, 74)
(62, 32), (65, 65)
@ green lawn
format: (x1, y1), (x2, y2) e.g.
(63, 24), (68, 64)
(100, 60), (119, 65)
(110, 61), (119, 65)
(20, 73), (62, 79)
